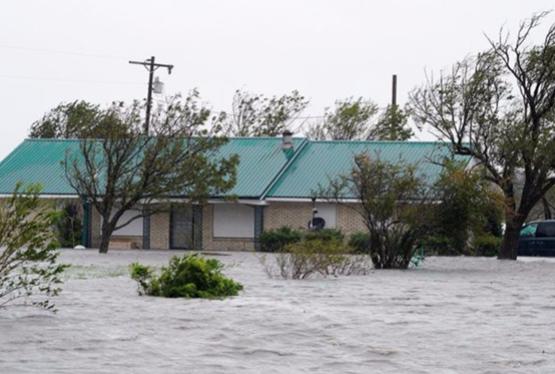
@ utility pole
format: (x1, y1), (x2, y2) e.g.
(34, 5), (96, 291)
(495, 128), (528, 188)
(129, 56), (174, 134)
(391, 74), (397, 107)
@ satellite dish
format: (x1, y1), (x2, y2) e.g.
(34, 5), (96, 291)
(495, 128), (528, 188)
(308, 217), (326, 230)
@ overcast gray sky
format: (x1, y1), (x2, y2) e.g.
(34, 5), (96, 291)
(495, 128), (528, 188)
(0, 0), (553, 159)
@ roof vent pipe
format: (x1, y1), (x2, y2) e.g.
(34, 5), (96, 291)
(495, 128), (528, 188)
(282, 130), (293, 150)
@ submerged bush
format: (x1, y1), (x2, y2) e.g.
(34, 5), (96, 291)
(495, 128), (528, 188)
(261, 239), (371, 279)
(130, 254), (243, 298)
(0, 184), (68, 311)
(472, 235), (501, 257)
(348, 232), (371, 254)
(304, 228), (344, 242)
(56, 203), (82, 248)
(259, 226), (302, 252)
(423, 235), (461, 256)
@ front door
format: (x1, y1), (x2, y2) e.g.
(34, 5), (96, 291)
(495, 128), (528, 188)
(170, 205), (194, 249)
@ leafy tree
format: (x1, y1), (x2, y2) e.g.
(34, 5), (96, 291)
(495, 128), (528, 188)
(29, 101), (101, 139)
(428, 161), (503, 255)
(372, 104), (413, 141)
(56, 203), (82, 248)
(227, 89), (308, 136)
(410, 13), (555, 259)
(308, 97), (379, 140)
(64, 92), (239, 253)
(320, 154), (432, 269)
(0, 184), (67, 310)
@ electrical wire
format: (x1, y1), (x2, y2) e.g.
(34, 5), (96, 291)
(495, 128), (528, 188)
(0, 74), (143, 86)
(0, 43), (128, 60)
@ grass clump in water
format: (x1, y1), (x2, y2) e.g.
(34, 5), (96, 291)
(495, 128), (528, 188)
(129, 254), (243, 298)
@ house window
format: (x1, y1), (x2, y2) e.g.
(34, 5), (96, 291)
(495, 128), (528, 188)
(101, 209), (144, 236)
(213, 204), (254, 238)
(314, 203), (337, 229)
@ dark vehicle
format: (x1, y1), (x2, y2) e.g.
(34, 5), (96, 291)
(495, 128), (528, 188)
(518, 220), (555, 257)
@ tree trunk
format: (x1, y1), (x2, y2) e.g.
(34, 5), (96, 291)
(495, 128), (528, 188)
(542, 197), (552, 219)
(498, 216), (523, 260)
(98, 220), (113, 254)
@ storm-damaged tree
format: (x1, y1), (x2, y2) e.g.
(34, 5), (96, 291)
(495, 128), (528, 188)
(308, 98), (413, 141)
(227, 89), (308, 136)
(410, 12), (555, 260)
(64, 91), (239, 253)
(29, 100), (102, 139)
(0, 184), (67, 311)
(307, 97), (379, 140)
(319, 154), (432, 269)
(372, 104), (414, 141)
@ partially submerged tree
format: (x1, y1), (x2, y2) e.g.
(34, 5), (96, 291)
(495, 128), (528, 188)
(29, 100), (101, 139)
(428, 161), (503, 255)
(56, 203), (82, 248)
(227, 89), (308, 136)
(410, 13), (555, 259)
(65, 91), (239, 253)
(0, 184), (67, 310)
(320, 154), (431, 269)
(307, 97), (379, 140)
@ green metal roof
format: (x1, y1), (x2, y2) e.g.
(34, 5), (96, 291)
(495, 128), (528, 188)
(0, 139), (79, 195)
(0, 137), (304, 197)
(0, 138), (467, 200)
(265, 140), (469, 198)
(213, 137), (305, 197)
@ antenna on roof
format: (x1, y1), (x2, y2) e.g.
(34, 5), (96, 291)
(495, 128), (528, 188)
(391, 74), (397, 107)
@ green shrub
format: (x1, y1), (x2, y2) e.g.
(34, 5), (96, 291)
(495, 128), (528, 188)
(56, 203), (82, 248)
(304, 228), (344, 242)
(129, 254), (243, 298)
(0, 184), (68, 311)
(473, 235), (501, 257)
(423, 235), (461, 256)
(259, 226), (302, 252)
(348, 232), (370, 254)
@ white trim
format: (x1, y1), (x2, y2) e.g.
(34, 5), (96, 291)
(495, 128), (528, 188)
(266, 197), (362, 203)
(0, 194), (79, 199)
(207, 199), (268, 206)
(266, 197), (441, 204)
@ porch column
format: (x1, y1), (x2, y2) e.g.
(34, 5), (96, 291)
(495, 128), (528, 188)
(254, 206), (265, 251)
(81, 201), (91, 248)
(193, 205), (203, 250)
(142, 206), (151, 249)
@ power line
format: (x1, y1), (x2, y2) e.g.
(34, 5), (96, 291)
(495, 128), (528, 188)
(0, 74), (143, 86)
(0, 43), (127, 60)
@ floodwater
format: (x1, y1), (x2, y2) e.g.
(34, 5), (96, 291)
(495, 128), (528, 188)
(1, 250), (555, 373)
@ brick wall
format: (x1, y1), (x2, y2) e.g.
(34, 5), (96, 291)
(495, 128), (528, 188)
(336, 204), (367, 236)
(264, 202), (313, 231)
(89, 208), (143, 249)
(87, 202), (366, 251)
(264, 202), (366, 237)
